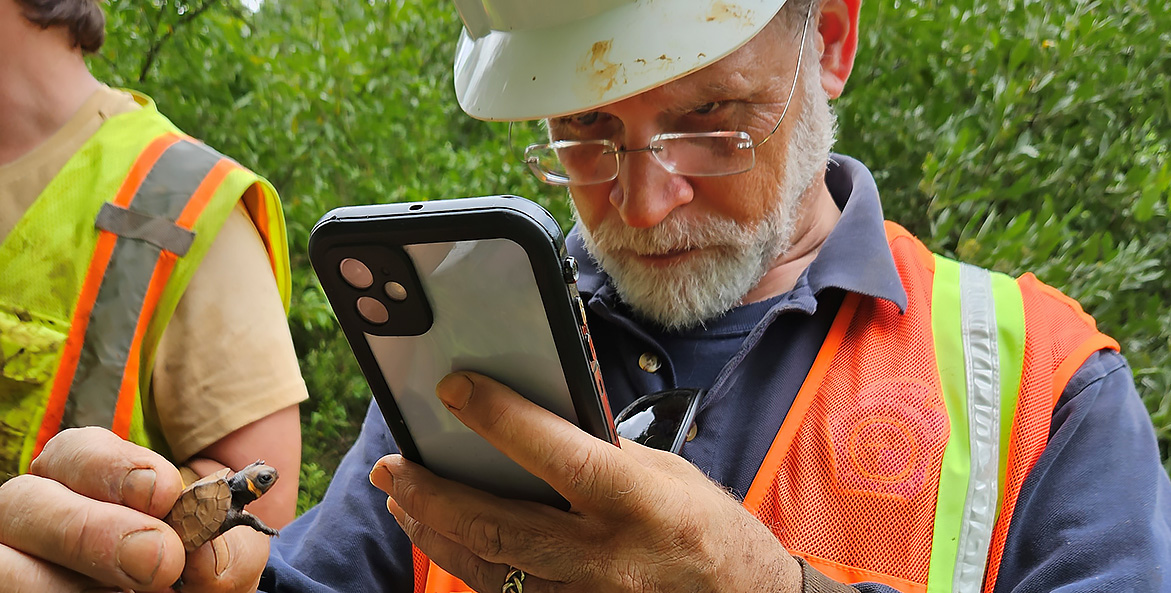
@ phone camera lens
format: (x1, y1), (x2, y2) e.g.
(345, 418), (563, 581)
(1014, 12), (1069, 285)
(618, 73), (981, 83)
(356, 296), (389, 324)
(384, 281), (408, 302)
(340, 258), (374, 289)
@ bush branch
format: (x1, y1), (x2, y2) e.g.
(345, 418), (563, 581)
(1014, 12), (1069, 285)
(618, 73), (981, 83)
(138, 0), (223, 83)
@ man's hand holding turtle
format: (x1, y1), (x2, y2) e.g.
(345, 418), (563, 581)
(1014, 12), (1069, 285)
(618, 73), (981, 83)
(0, 427), (271, 592)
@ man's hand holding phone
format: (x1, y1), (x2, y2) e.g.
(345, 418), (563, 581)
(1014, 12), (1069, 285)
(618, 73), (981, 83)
(369, 371), (804, 593)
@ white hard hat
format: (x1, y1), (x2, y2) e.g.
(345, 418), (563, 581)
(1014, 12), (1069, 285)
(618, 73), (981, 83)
(452, 0), (790, 121)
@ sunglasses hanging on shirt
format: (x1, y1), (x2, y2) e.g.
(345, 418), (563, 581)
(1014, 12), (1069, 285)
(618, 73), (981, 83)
(614, 388), (704, 455)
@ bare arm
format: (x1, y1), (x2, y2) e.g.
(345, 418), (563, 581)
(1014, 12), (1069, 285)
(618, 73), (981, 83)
(155, 203), (307, 528)
(185, 403), (302, 528)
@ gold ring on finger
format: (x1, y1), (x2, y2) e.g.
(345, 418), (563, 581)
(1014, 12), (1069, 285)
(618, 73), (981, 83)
(501, 566), (526, 593)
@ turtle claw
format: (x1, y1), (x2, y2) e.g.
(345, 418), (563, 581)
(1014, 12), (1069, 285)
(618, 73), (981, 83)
(221, 509), (280, 539)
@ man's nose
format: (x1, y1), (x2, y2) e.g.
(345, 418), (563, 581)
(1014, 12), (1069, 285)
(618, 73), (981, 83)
(608, 149), (694, 229)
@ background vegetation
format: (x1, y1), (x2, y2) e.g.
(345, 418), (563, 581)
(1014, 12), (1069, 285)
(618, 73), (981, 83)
(90, 0), (1170, 512)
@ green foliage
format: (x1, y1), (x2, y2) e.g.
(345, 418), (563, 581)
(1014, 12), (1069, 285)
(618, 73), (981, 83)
(91, 0), (1171, 508)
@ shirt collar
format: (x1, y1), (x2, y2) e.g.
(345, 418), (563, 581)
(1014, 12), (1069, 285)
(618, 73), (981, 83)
(568, 153), (907, 313)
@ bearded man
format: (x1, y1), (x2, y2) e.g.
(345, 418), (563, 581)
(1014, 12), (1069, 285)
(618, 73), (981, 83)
(3, 0), (1169, 592)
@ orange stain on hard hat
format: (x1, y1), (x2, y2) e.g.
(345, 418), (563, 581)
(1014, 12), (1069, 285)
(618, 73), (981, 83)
(706, 1), (755, 27)
(578, 39), (625, 99)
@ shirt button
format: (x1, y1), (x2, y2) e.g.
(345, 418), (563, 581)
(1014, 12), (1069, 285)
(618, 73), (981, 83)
(685, 422), (698, 442)
(638, 352), (661, 373)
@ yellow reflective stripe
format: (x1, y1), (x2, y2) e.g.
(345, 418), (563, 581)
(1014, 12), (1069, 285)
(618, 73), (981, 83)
(990, 272), (1025, 519)
(927, 255), (968, 592)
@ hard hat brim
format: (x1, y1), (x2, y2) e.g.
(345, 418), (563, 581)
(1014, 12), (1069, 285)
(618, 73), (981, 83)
(453, 0), (790, 121)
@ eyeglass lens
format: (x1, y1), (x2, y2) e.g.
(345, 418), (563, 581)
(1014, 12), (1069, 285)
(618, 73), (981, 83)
(655, 134), (755, 177)
(553, 141), (617, 185)
(614, 387), (703, 455)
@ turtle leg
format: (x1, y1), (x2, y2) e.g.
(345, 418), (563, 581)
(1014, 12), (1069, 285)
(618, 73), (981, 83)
(217, 510), (280, 538)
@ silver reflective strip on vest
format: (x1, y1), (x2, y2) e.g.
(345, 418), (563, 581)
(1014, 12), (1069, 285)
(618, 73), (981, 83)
(95, 202), (196, 256)
(952, 263), (1001, 593)
(62, 140), (220, 430)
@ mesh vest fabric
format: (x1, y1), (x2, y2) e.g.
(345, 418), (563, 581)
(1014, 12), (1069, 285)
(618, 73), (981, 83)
(0, 93), (290, 477)
(743, 223), (1117, 593)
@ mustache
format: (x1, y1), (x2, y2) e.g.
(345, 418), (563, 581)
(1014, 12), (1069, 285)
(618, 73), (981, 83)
(586, 213), (752, 255)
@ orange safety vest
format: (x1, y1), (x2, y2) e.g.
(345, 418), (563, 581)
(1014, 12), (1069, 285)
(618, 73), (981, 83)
(411, 221), (1118, 593)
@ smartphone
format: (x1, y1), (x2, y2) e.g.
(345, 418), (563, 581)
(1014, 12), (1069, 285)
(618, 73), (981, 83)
(309, 195), (618, 508)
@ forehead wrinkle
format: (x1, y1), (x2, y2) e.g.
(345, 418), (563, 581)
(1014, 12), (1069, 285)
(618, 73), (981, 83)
(655, 73), (755, 115)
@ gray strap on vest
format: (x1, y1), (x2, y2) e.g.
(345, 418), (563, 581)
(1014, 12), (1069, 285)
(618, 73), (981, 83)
(95, 202), (196, 256)
(952, 263), (1001, 593)
(62, 139), (222, 430)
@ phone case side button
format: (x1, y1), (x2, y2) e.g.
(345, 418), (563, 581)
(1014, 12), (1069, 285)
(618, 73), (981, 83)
(562, 256), (580, 284)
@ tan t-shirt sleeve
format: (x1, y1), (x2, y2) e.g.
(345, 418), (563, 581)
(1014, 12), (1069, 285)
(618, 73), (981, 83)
(151, 202), (308, 462)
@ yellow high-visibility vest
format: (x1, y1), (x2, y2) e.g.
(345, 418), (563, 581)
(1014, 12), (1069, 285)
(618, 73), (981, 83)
(0, 91), (291, 476)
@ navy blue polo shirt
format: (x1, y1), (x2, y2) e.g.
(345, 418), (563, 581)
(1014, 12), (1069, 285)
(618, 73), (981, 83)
(261, 155), (1171, 593)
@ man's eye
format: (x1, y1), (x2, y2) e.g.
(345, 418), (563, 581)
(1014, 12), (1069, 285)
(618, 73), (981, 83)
(572, 112), (601, 126)
(693, 102), (721, 115)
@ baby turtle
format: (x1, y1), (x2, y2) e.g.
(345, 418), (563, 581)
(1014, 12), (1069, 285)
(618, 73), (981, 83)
(165, 460), (280, 552)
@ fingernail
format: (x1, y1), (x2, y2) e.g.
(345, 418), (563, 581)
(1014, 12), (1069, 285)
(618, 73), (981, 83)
(386, 495), (405, 522)
(117, 528), (164, 586)
(436, 373), (474, 411)
(370, 464), (394, 492)
(211, 537), (231, 576)
(119, 468), (157, 512)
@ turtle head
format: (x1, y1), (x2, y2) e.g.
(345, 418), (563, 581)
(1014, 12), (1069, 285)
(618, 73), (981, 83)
(231, 460), (280, 503)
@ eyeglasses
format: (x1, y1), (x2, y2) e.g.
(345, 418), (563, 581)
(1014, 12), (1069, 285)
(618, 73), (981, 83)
(614, 387), (704, 455)
(522, 3), (813, 187)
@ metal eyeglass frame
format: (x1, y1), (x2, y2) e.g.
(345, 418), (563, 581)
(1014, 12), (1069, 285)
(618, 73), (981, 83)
(518, 2), (814, 187)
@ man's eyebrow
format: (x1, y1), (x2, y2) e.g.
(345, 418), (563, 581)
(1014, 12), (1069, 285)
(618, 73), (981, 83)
(661, 79), (752, 114)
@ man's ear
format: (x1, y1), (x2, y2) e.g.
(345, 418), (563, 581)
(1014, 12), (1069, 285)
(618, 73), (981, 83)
(815, 0), (860, 99)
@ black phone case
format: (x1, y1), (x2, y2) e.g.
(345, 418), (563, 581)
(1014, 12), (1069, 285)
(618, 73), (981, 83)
(309, 195), (616, 507)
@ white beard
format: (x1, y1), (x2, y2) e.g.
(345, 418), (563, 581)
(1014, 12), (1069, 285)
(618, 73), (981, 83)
(577, 57), (838, 331)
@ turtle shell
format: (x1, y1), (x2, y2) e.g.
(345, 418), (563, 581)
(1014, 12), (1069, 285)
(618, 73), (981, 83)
(165, 468), (233, 552)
